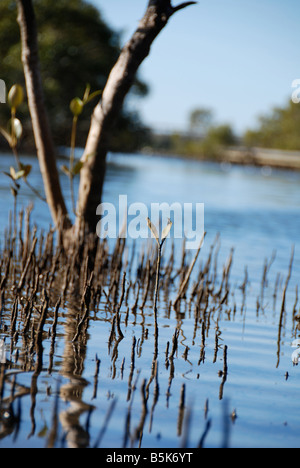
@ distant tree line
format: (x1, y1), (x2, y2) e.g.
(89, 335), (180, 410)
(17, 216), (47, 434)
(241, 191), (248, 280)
(147, 108), (238, 159)
(147, 99), (300, 159)
(243, 100), (300, 151)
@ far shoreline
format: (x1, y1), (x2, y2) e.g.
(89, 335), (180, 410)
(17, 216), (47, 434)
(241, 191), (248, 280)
(1, 145), (300, 172)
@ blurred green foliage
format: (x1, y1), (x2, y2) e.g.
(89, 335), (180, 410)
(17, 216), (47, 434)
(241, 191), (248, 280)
(148, 107), (237, 160)
(149, 99), (300, 159)
(0, 0), (150, 151)
(243, 100), (300, 151)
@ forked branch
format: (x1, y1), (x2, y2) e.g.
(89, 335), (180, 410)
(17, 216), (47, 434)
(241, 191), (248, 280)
(172, 2), (197, 14)
(16, 0), (197, 242)
(76, 0), (197, 235)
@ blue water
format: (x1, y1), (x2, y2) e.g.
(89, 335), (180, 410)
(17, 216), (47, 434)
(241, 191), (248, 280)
(0, 151), (299, 448)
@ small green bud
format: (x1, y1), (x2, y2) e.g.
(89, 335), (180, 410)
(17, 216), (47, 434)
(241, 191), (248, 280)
(8, 118), (23, 140)
(8, 85), (24, 110)
(70, 97), (83, 117)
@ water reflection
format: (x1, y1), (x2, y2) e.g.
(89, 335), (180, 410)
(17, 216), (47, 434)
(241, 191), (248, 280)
(0, 154), (299, 448)
(58, 300), (95, 449)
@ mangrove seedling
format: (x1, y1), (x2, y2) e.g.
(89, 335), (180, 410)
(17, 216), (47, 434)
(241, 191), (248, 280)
(147, 217), (172, 338)
(61, 84), (101, 215)
(0, 84), (45, 202)
(0, 85), (25, 165)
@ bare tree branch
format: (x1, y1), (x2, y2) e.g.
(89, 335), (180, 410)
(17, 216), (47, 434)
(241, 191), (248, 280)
(76, 0), (197, 235)
(172, 2), (197, 15)
(147, 0), (197, 15)
(16, 0), (197, 242)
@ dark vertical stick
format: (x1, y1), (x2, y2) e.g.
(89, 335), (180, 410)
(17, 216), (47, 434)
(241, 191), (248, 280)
(276, 246), (295, 368)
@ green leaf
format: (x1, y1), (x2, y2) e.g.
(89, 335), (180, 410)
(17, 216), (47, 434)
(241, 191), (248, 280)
(20, 163), (32, 180)
(85, 90), (102, 104)
(37, 423), (48, 438)
(15, 170), (26, 180)
(83, 152), (96, 162)
(10, 166), (16, 180)
(61, 165), (71, 177)
(8, 164), (31, 181)
(73, 160), (84, 175)
(83, 83), (91, 102)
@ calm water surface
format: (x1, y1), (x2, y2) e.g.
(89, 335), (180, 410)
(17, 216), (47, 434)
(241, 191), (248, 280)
(0, 151), (299, 448)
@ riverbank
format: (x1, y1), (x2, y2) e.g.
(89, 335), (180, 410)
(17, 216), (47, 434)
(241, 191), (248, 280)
(222, 147), (300, 170)
(142, 146), (300, 171)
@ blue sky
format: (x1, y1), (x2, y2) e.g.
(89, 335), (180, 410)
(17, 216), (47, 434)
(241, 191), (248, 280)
(90, 0), (300, 136)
